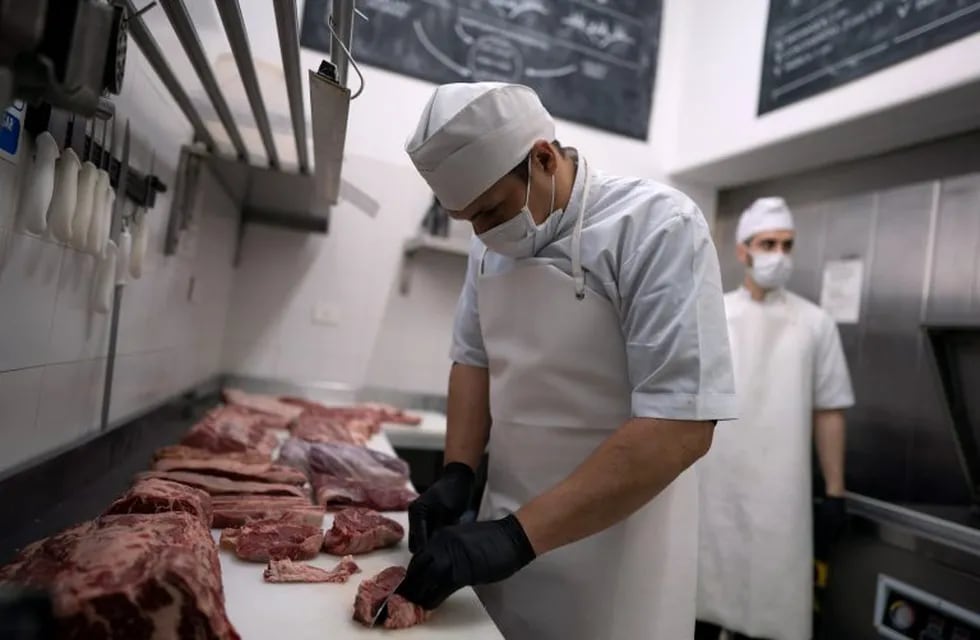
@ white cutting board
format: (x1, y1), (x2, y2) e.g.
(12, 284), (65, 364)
(215, 433), (503, 639)
(382, 410), (448, 452)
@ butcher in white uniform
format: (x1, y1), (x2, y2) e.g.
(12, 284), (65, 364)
(392, 82), (737, 640)
(696, 198), (855, 640)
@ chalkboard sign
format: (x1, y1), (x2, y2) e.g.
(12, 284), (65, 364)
(300, 0), (662, 140)
(760, 0), (980, 114)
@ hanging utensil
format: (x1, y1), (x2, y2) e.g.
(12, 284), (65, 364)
(48, 115), (81, 242)
(16, 128), (60, 235)
(86, 116), (112, 255)
(70, 119), (99, 252)
(116, 219), (131, 286)
(129, 152), (152, 280)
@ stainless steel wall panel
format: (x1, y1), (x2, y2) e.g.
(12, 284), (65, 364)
(928, 174), (980, 322)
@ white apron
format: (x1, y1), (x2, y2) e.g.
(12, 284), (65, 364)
(697, 292), (814, 640)
(474, 162), (698, 640)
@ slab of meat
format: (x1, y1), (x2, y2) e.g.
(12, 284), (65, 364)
(104, 477), (212, 527)
(153, 457), (307, 486)
(282, 397), (421, 427)
(353, 566), (431, 630)
(223, 388), (304, 423)
(313, 474), (418, 512)
(322, 508), (404, 555)
(138, 470), (309, 499)
(181, 406), (279, 458)
(278, 438), (410, 482)
(211, 495), (324, 528)
(0, 512), (239, 639)
(290, 413), (370, 446)
(154, 444), (270, 465)
(219, 516), (324, 562)
(263, 556), (360, 584)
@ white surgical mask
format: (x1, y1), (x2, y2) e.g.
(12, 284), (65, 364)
(750, 252), (793, 290)
(478, 159), (556, 259)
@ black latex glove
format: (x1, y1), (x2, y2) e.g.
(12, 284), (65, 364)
(396, 514), (537, 610)
(408, 462), (475, 554)
(814, 496), (847, 560)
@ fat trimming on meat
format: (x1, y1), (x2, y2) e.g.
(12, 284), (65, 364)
(263, 556), (360, 584)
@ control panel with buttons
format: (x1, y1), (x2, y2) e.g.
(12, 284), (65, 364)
(874, 575), (979, 640)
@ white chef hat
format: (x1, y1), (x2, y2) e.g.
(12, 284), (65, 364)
(736, 197), (795, 243)
(405, 82), (556, 211)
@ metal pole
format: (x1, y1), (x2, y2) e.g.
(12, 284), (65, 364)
(125, 0), (218, 151)
(331, 0), (354, 87)
(101, 120), (130, 432)
(272, 0), (310, 174)
(214, 0), (280, 169)
(159, 0), (250, 161)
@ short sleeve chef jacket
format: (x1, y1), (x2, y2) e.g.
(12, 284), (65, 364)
(451, 163), (737, 422)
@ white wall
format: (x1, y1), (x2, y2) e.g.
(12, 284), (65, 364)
(221, 0), (714, 395)
(0, 45), (239, 475)
(669, 1), (980, 182)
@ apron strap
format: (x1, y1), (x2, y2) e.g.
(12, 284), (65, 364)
(571, 158), (591, 300)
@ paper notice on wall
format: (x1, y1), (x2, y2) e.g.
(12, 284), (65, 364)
(820, 259), (864, 324)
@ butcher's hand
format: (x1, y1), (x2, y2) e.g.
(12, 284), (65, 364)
(407, 462), (475, 553)
(397, 515), (536, 610)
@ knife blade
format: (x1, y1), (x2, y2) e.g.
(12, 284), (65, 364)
(370, 578), (404, 628)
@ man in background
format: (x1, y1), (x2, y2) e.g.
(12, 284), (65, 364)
(696, 197), (854, 640)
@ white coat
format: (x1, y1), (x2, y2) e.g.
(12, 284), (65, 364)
(451, 159), (738, 639)
(697, 287), (854, 640)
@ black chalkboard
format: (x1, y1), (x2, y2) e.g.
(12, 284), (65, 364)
(300, 0), (662, 140)
(760, 0), (980, 114)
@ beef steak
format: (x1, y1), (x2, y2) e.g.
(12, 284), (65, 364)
(322, 508), (404, 555)
(137, 470), (308, 499)
(219, 516), (324, 562)
(0, 512), (239, 639)
(152, 457), (307, 486)
(223, 388), (304, 423)
(181, 406), (279, 458)
(154, 445), (270, 465)
(104, 478), (212, 528)
(263, 556), (360, 584)
(353, 566), (430, 630)
(312, 474), (418, 512)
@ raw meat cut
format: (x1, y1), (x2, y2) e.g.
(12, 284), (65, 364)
(211, 495), (324, 528)
(353, 566), (431, 630)
(153, 456), (307, 486)
(104, 477), (212, 527)
(322, 508), (403, 555)
(279, 438), (410, 482)
(313, 474), (418, 512)
(0, 512), (239, 639)
(281, 397), (421, 426)
(181, 406), (279, 458)
(219, 516), (324, 562)
(263, 556), (360, 584)
(138, 470), (308, 498)
(223, 388), (304, 422)
(290, 413), (370, 446)
(154, 444), (270, 465)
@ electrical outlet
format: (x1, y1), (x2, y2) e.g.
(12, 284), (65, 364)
(312, 302), (340, 326)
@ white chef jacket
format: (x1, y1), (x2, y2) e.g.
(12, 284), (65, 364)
(450, 162), (737, 422)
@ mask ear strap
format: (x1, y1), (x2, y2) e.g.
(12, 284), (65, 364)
(523, 155), (533, 210)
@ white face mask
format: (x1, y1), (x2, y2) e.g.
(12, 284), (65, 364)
(750, 252), (793, 290)
(478, 160), (556, 259)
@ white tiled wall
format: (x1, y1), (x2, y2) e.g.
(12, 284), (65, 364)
(0, 45), (238, 476)
(221, 154), (447, 390)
